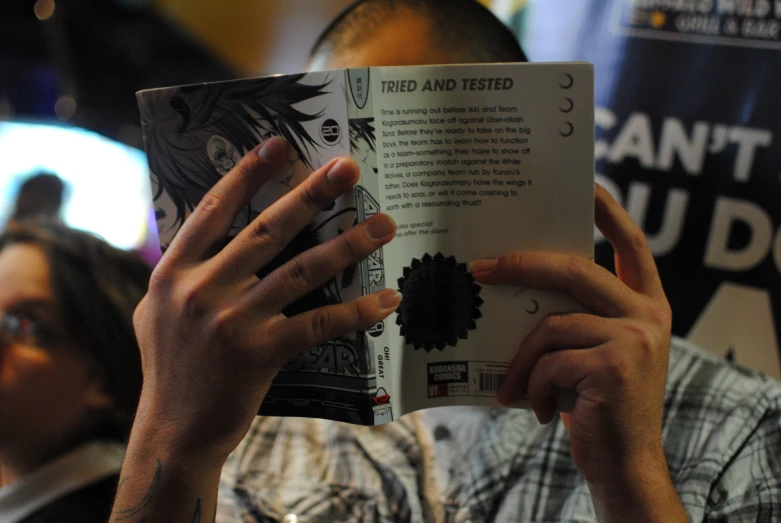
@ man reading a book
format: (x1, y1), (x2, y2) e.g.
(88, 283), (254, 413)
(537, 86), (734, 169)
(111, 1), (781, 521)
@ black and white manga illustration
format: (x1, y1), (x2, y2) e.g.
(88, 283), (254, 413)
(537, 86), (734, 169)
(138, 62), (595, 424)
(138, 72), (383, 424)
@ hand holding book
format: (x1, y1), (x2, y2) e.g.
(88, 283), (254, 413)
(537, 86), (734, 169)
(131, 138), (400, 463)
(472, 184), (683, 522)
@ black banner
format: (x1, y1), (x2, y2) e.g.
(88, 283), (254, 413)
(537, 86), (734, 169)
(510, 0), (781, 377)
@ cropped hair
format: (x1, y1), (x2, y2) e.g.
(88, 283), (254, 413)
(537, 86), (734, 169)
(0, 223), (150, 442)
(310, 0), (528, 63)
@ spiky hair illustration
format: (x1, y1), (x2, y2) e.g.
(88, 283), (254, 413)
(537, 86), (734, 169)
(138, 73), (363, 317)
(396, 253), (483, 351)
(349, 117), (376, 154)
(138, 74), (332, 228)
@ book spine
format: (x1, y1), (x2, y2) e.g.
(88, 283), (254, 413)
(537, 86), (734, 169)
(347, 67), (396, 424)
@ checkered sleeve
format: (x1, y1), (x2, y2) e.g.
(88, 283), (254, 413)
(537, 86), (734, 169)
(662, 339), (781, 522)
(702, 392), (781, 522)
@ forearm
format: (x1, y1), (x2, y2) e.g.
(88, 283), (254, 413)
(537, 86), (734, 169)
(588, 463), (689, 523)
(110, 417), (226, 523)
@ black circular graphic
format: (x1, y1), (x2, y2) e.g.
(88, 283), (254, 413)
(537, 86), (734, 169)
(320, 118), (341, 145)
(396, 253), (483, 351)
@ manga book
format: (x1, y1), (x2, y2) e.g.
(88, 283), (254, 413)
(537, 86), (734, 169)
(137, 62), (594, 424)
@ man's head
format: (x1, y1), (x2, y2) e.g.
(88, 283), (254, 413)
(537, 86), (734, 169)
(308, 0), (527, 70)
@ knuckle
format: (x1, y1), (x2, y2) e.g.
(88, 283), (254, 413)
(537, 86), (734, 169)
(285, 257), (311, 292)
(539, 313), (563, 332)
(148, 265), (173, 293)
(629, 324), (657, 357)
(132, 297), (147, 333)
(196, 192), (224, 219)
(180, 278), (211, 318)
(211, 306), (239, 342)
(504, 252), (525, 269)
(537, 351), (558, 370)
(605, 351), (632, 385)
(245, 216), (282, 252)
(625, 229), (650, 253)
(309, 308), (333, 341)
(335, 231), (362, 260)
(648, 301), (672, 331)
(565, 255), (592, 281)
(234, 153), (258, 176)
(353, 299), (376, 328)
(299, 179), (323, 208)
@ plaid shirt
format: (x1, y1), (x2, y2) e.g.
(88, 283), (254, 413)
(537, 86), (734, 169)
(217, 337), (781, 522)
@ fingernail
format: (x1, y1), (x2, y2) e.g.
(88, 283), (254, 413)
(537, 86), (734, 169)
(326, 158), (357, 185)
(258, 137), (288, 161)
(496, 384), (511, 405)
(496, 392), (509, 406)
(470, 258), (497, 274)
(377, 289), (402, 310)
(365, 214), (395, 240)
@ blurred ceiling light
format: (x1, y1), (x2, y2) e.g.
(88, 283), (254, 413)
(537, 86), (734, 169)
(34, 0), (56, 21)
(0, 122), (153, 251)
(54, 95), (77, 121)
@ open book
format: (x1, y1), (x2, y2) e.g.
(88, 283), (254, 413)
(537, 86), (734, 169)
(137, 62), (594, 425)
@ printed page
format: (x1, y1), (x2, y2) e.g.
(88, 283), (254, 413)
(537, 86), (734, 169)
(137, 71), (380, 425)
(370, 63), (595, 417)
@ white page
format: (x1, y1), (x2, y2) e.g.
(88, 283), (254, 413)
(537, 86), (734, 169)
(364, 63), (595, 419)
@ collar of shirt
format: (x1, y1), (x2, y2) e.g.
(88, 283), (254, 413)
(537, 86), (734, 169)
(0, 441), (125, 523)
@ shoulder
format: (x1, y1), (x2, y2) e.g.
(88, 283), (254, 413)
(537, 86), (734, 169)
(665, 337), (781, 521)
(666, 336), (781, 420)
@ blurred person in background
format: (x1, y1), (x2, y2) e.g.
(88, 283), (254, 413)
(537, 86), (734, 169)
(0, 223), (149, 523)
(6, 173), (70, 228)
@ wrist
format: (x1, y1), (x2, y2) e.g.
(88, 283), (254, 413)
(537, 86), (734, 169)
(129, 396), (235, 469)
(587, 451), (687, 523)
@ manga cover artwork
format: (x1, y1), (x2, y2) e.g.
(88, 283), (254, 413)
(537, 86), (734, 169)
(137, 72), (380, 424)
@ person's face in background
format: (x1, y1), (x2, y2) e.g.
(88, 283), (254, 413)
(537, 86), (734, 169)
(0, 243), (110, 485)
(307, 10), (462, 71)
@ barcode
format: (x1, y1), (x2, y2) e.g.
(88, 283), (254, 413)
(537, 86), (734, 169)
(478, 372), (506, 393)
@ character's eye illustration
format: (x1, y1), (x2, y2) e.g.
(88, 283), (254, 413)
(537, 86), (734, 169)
(155, 207), (168, 220)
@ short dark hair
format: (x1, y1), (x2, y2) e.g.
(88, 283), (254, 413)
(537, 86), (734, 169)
(310, 0), (527, 63)
(10, 172), (69, 224)
(0, 223), (150, 442)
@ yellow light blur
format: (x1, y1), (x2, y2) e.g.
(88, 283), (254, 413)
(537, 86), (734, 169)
(34, 0), (56, 21)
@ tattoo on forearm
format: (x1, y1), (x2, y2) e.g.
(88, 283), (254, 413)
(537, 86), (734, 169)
(113, 460), (205, 522)
(191, 498), (202, 523)
(113, 459), (162, 522)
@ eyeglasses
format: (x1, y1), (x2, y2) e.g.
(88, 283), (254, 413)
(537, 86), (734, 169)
(0, 311), (55, 348)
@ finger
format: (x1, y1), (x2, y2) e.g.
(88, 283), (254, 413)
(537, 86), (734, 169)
(594, 184), (665, 300)
(529, 396), (558, 425)
(246, 213), (396, 313)
(209, 157), (361, 285)
(163, 138), (289, 265)
(264, 289), (402, 364)
(497, 313), (611, 405)
(525, 348), (597, 421)
(471, 252), (642, 317)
